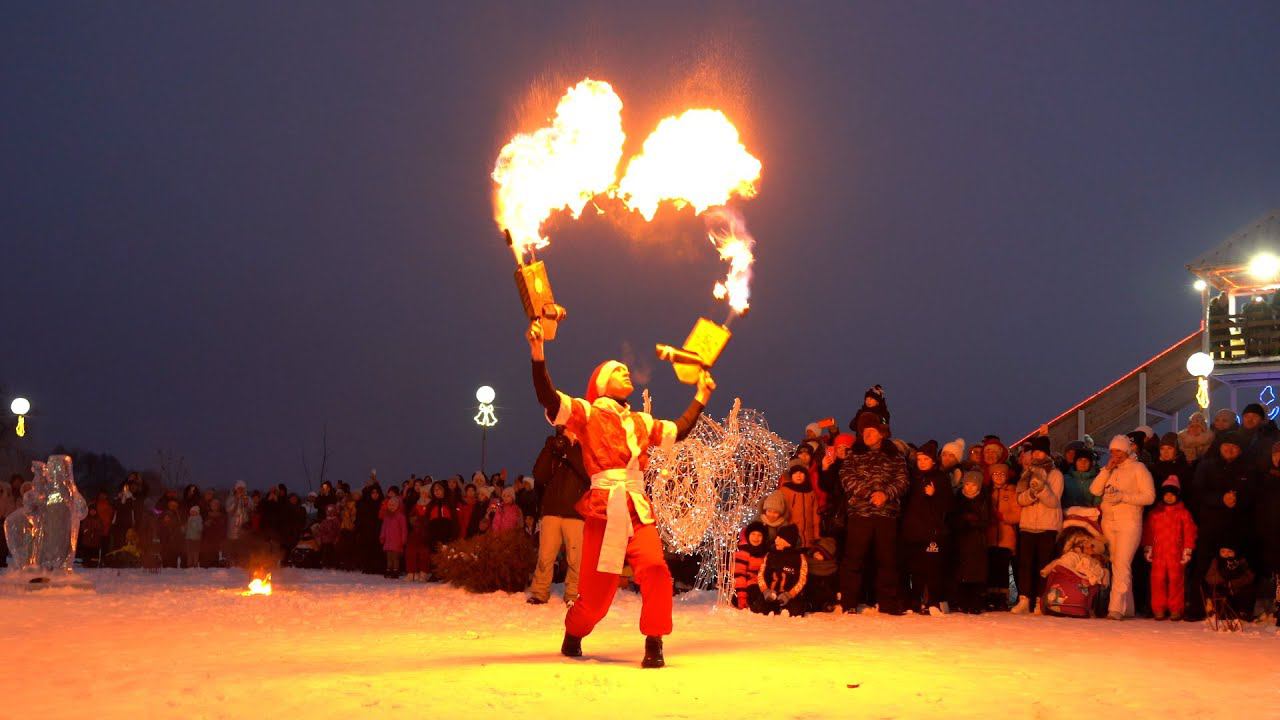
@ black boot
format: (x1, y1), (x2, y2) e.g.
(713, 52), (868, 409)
(641, 635), (665, 669)
(560, 632), (583, 658)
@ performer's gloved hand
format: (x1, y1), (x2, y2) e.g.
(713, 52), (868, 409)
(695, 370), (717, 404)
(527, 319), (546, 361)
(1143, 547), (1153, 563)
(764, 590), (778, 602)
(778, 592), (791, 605)
(1181, 548), (1192, 565)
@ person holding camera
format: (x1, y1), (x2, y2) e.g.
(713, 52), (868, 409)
(527, 427), (590, 605)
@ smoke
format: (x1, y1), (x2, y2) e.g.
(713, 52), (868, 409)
(621, 340), (654, 387)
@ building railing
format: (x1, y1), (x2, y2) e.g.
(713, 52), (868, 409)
(1208, 313), (1280, 361)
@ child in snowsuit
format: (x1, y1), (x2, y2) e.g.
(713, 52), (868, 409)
(379, 495), (407, 578)
(184, 506), (203, 569)
(1141, 477), (1196, 620)
(804, 536), (839, 612)
(950, 470), (990, 614)
(750, 525), (809, 616)
(1204, 541), (1256, 626)
(986, 463), (1020, 610)
(901, 440), (952, 614)
(405, 512), (431, 582)
(733, 521), (768, 609)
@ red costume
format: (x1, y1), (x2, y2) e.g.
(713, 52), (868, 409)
(533, 357), (703, 642)
(1141, 500), (1197, 617)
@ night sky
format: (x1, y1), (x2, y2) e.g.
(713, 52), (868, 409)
(4, 2), (1280, 489)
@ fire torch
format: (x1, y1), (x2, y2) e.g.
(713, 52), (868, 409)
(506, 229), (568, 340)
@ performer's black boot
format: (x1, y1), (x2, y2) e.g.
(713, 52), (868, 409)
(641, 635), (665, 669)
(560, 632), (583, 658)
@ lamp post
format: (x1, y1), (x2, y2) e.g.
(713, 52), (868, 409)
(10, 397), (29, 438)
(474, 386), (497, 475)
(1186, 352), (1214, 411)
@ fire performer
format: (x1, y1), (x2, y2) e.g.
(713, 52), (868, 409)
(527, 317), (716, 668)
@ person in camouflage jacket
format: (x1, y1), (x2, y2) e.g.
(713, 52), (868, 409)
(838, 412), (909, 614)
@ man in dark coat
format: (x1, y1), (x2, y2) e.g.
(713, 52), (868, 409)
(901, 440), (953, 614)
(838, 413), (909, 614)
(1186, 432), (1257, 620)
(527, 427), (589, 605)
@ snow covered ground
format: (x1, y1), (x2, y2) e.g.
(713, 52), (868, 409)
(3, 569), (1278, 719)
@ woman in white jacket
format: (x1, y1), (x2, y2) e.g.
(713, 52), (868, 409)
(1089, 435), (1156, 619)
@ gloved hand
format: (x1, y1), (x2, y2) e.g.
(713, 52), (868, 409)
(1182, 548), (1192, 565)
(764, 590), (778, 602)
(1144, 547), (1153, 563)
(778, 592), (791, 605)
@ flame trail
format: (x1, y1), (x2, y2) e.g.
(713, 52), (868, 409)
(491, 79), (625, 263)
(705, 207), (754, 314)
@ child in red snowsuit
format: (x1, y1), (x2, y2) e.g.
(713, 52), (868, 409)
(528, 318), (715, 668)
(1141, 477), (1197, 620)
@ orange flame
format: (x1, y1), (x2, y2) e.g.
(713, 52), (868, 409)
(617, 109), (761, 221)
(242, 573), (272, 596)
(491, 79), (762, 312)
(491, 79), (625, 263)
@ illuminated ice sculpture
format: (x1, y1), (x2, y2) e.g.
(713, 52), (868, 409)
(4, 454), (88, 581)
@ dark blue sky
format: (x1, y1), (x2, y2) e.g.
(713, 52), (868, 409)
(4, 2), (1279, 489)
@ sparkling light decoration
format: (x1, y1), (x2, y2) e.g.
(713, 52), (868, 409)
(645, 398), (791, 605)
(474, 386), (498, 428)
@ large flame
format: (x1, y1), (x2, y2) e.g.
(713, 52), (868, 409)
(491, 79), (762, 313)
(705, 207), (755, 313)
(617, 109), (761, 221)
(242, 573), (272, 596)
(491, 79), (625, 263)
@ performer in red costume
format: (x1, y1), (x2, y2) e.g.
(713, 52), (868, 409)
(528, 318), (715, 668)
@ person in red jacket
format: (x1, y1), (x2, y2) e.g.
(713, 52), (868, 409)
(527, 318), (715, 668)
(1141, 477), (1197, 620)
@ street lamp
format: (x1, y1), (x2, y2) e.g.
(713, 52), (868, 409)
(1248, 252), (1280, 282)
(1186, 352), (1214, 410)
(1192, 279), (1207, 292)
(10, 397), (29, 438)
(474, 386), (497, 475)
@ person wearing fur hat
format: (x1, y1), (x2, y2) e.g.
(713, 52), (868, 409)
(986, 462), (1020, 610)
(751, 525), (809, 616)
(838, 412), (909, 614)
(950, 470), (991, 614)
(901, 440), (952, 615)
(733, 521), (768, 609)
(848, 385), (890, 433)
(803, 536), (839, 612)
(528, 318), (715, 668)
(1185, 431), (1258, 620)
(1090, 435), (1156, 619)
(780, 465), (821, 549)
(1178, 411), (1215, 465)
(1012, 436), (1064, 614)
(1141, 477), (1197, 620)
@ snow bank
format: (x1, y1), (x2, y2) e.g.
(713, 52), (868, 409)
(4, 569), (1277, 719)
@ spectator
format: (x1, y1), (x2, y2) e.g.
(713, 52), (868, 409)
(758, 490), (789, 547)
(158, 498), (184, 568)
(751, 525), (808, 616)
(804, 536), (839, 613)
(986, 463), (1020, 611)
(1186, 432), (1255, 621)
(203, 498), (226, 567)
(1258, 441), (1280, 623)
(184, 506), (202, 569)
(528, 429), (589, 605)
(314, 481), (337, 522)
(1090, 435), (1156, 619)
(1178, 411), (1215, 465)
(901, 440), (952, 615)
(951, 470), (991, 614)
(1204, 540), (1256, 624)
(838, 413), (908, 615)
(316, 503), (341, 569)
(1012, 437), (1064, 614)
(356, 485), (384, 574)
(405, 511), (430, 581)
(779, 465), (821, 549)
(423, 481), (459, 550)
(1062, 450), (1100, 509)
(457, 484), (480, 539)
(848, 385), (890, 433)
(1141, 477), (1196, 621)
(939, 438), (966, 490)
(487, 487), (523, 535)
(380, 495), (407, 579)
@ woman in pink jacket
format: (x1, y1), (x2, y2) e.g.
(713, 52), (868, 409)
(487, 487), (525, 535)
(379, 495), (408, 578)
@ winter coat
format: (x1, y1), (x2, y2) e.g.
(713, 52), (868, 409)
(1015, 461), (1063, 533)
(1062, 468), (1100, 509)
(488, 501), (523, 535)
(950, 490), (991, 583)
(1257, 464), (1280, 571)
(1191, 455), (1256, 538)
(1141, 502), (1196, 564)
(316, 513), (341, 545)
(225, 493), (252, 541)
(839, 443), (909, 519)
(757, 548), (808, 597)
(1150, 457), (1192, 497)
(184, 514), (203, 542)
(456, 501), (478, 539)
(406, 515), (430, 550)
(1205, 557), (1255, 596)
(733, 539), (767, 608)
(424, 501), (459, 545)
(1178, 427), (1214, 464)
(531, 433), (589, 519)
(202, 510), (226, 552)
(379, 507), (407, 552)
(987, 483), (1020, 550)
(1090, 456), (1156, 529)
(900, 467), (952, 545)
(778, 478), (822, 548)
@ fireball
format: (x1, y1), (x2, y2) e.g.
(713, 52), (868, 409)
(242, 573), (272, 596)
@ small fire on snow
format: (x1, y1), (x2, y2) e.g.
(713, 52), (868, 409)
(241, 573), (272, 596)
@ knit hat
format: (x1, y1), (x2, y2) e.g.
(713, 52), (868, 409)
(1213, 408), (1238, 426)
(1126, 431), (1147, 451)
(1109, 434), (1134, 454)
(941, 438), (965, 463)
(586, 360), (626, 403)
(1160, 432), (1179, 449)
(1135, 425), (1155, 440)
(864, 385), (885, 404)
(1159, 477), (1182, 498)
(762, 491), (787, 515)
(833, 433), (856, 449)
(1062, 507), (1104, 542)
(1219, 430), (1247, 449)
(1188, 411), (1207, 427)
(916, 440), (939, 463)
(1029, 436), (1051, 455)
(1243, 403), (1267, 419)
(805, 422), (823, 438)
(743, 521), (767, 544)
(961, 469), (984, 488)
(775, 524), (801, 548)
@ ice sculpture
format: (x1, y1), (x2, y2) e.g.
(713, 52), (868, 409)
(4, 455), (88, 577)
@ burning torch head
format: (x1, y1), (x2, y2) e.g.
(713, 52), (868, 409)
(513, 259), (564, 341)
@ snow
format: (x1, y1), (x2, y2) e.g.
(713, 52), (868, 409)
(4, 569), (1278, 719)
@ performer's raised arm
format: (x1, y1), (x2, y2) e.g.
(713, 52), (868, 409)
(528, 319), (560, 417)
(672, 371), (716, 441)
